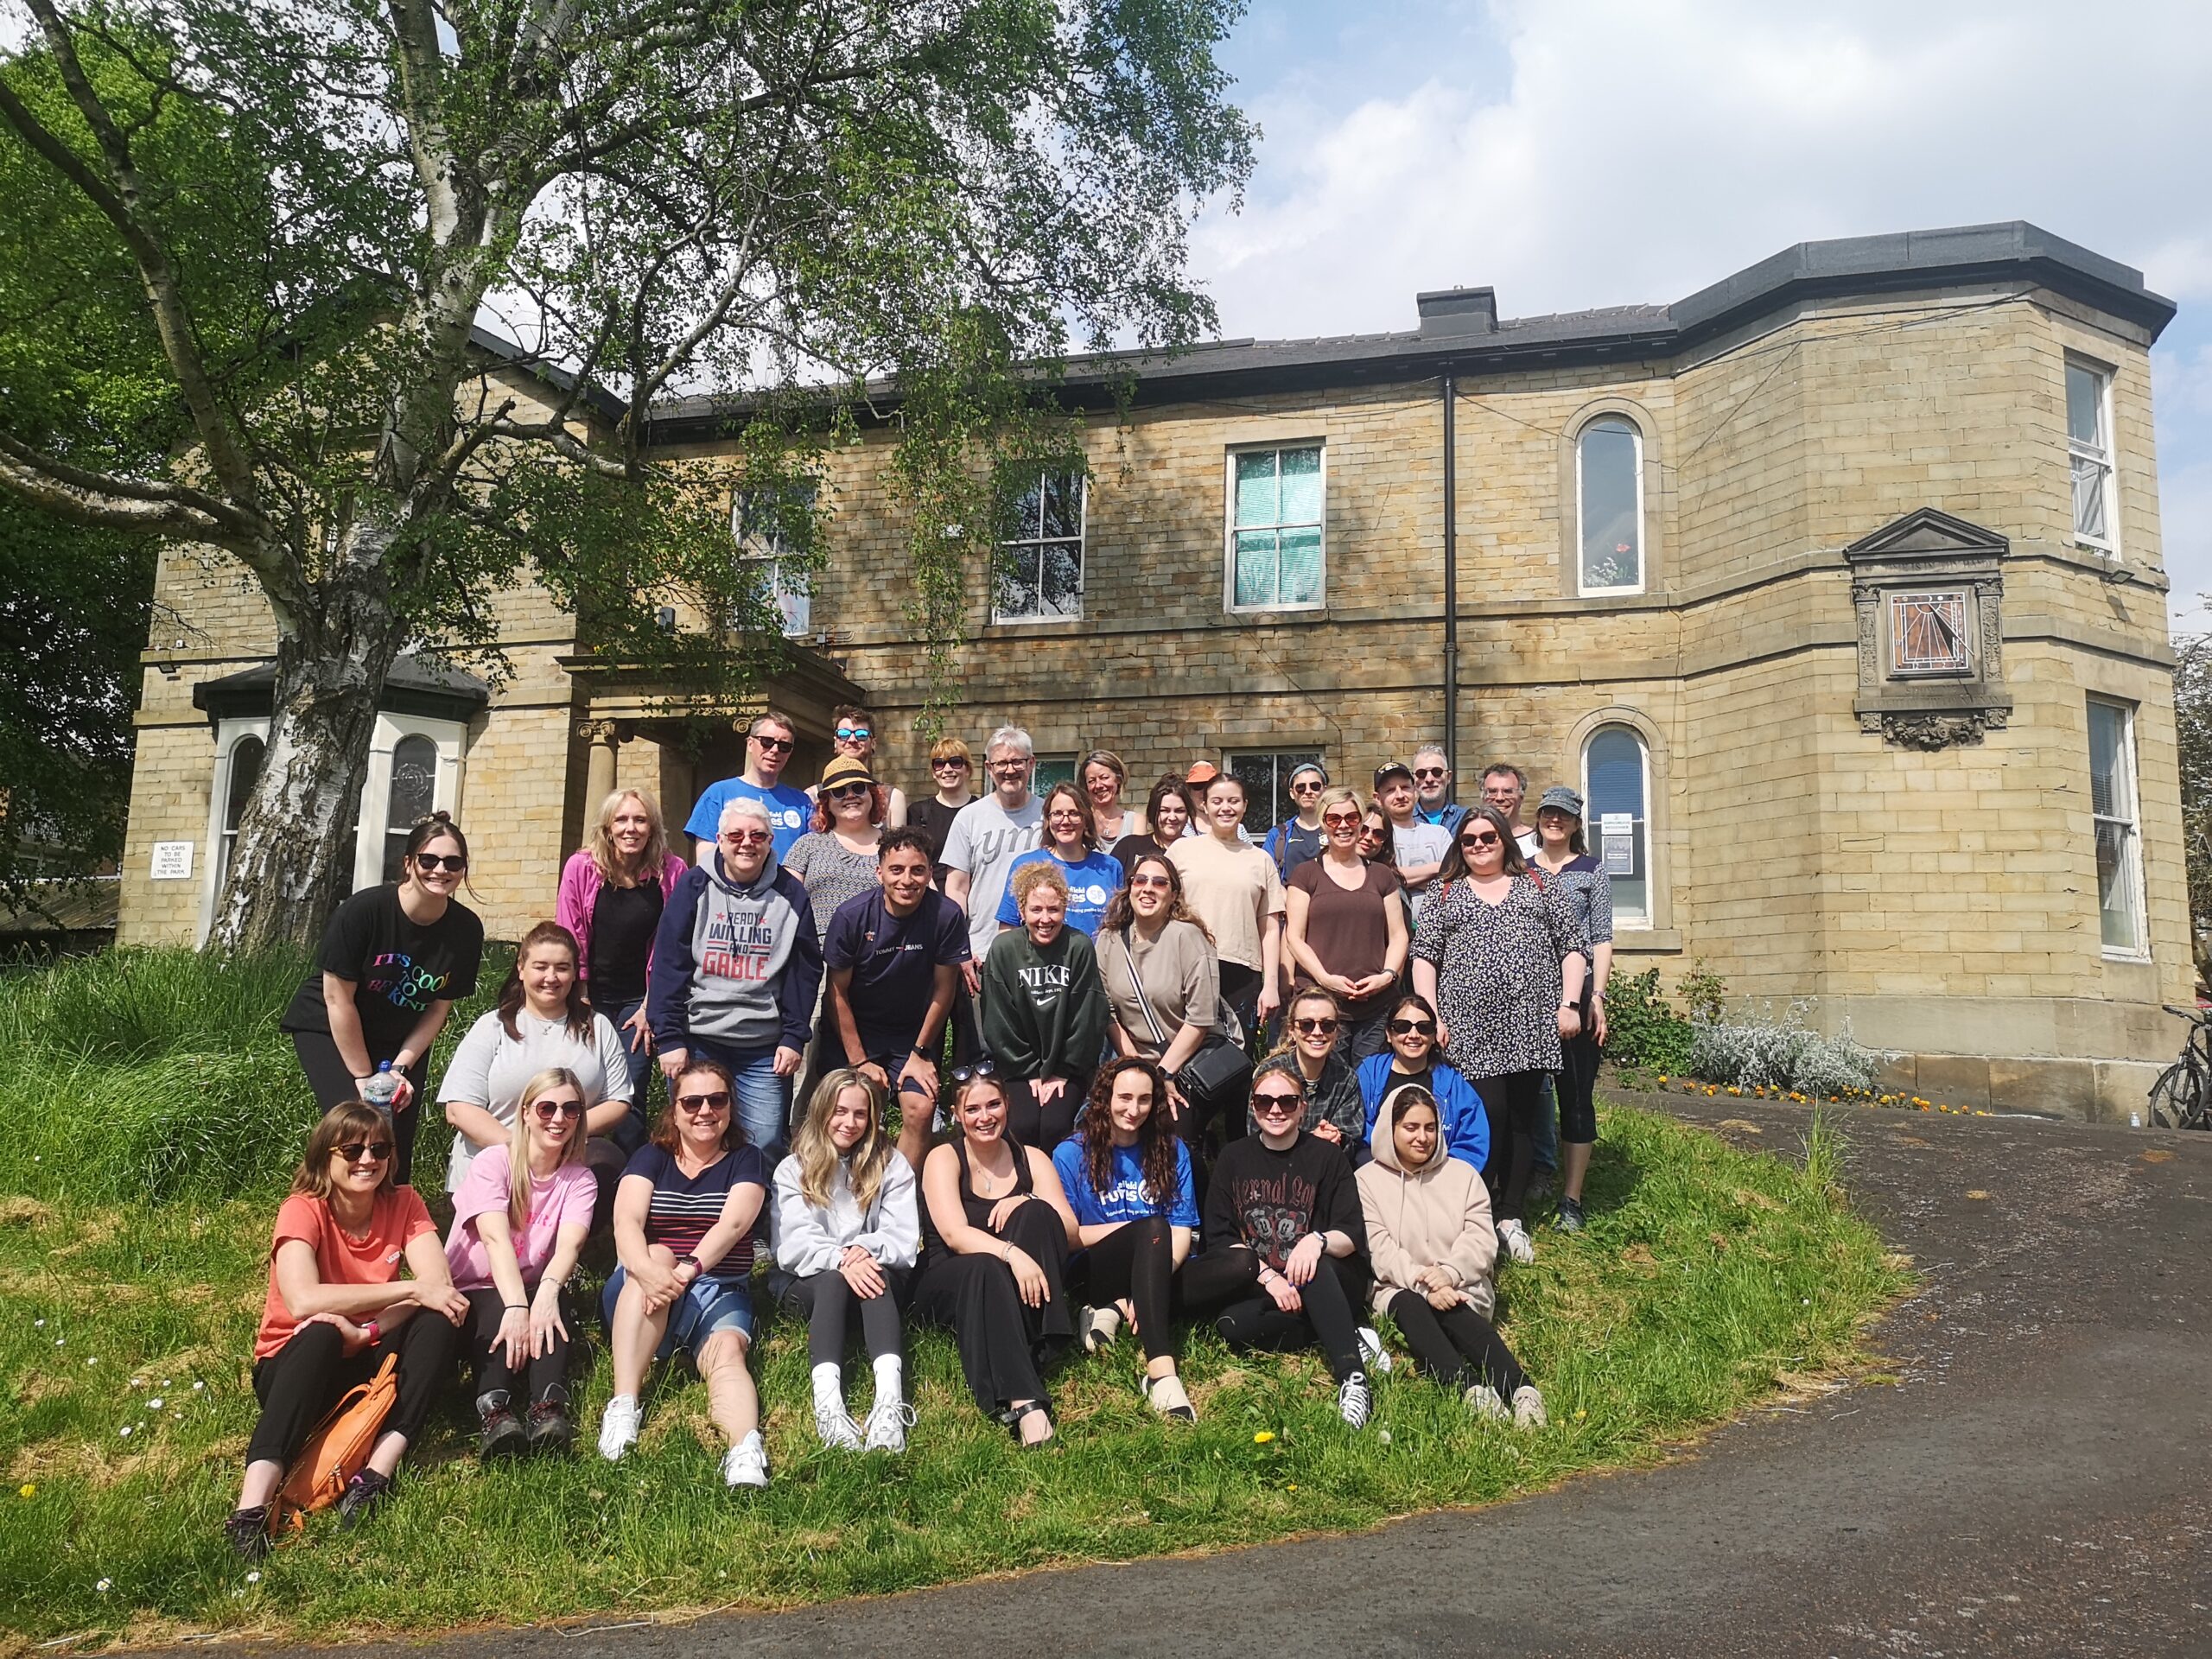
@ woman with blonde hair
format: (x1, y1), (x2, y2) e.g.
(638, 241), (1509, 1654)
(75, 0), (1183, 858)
(1082, 749), (1143, 847)
(443, 1066), (597, 1459)
(773, 1069), (921, 1452)
(556, 788), (688, 1142)
(1284, 785), (1407, 1061)
(907, 735), (975, 881)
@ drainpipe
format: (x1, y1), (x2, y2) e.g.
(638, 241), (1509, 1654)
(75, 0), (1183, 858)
(1441, 373), (1459, 786)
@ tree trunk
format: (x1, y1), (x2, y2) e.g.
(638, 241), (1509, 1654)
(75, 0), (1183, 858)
(206, 533), (409, 954)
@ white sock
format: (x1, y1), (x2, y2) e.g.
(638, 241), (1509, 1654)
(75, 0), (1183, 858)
(872, 1353), (903, 1408)
(811, 1363), (843, 1415)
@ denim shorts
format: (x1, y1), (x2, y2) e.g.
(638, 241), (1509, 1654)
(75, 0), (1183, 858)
(602, 1266), (755, 1358)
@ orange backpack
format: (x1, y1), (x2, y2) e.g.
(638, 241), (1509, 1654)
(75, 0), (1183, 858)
(270, 1353), (398, 1536)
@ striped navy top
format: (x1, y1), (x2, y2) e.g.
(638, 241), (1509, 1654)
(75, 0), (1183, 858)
(621, 1141), (766, 1283)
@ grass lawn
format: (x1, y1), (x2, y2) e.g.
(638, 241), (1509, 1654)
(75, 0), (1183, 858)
(0, 952), (1909, 1649)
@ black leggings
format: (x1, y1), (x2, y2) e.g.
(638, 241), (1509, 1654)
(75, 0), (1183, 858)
(910, 1198), (1075, 1412)
(1382, 1287), (1528, 1401)
(290, 1030), (432, 1185)
(1076, 1215), (1179, 1363)
(244, 1313), (458, 1470)
(1003, 1072), (1089, 1150)
(460, 1287), (575, 1408)
(779, 1267), (912, 1368)
(1556, 1028), (1599, 1146)
(1476, 1069), (1545, 1223)
(1179, 1244), (1367, 1382)
(1217, 963), (1262, 1051)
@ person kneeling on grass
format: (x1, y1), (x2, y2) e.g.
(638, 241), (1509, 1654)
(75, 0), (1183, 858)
(1179, 1065), (1378, 1430)
(597, 1059), (772, 1488)
(774, 1069), (921, 1453)
(226, 1103), (467, 1559)
(1357, 1084), (1545, 1427)
(443, 1066), (596, 1459)
(1051, 1056), (1200, 1422)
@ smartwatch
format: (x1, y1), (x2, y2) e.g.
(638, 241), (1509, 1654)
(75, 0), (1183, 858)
(677, 1253), (702, 1275)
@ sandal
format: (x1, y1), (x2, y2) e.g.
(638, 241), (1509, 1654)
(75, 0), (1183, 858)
(1141, 1372), (1197, 1423)
(1006, 1400), (1055, 1447)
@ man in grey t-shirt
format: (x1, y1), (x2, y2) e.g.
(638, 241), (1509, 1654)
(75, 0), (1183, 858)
(1376, 760), (1450, 921)
(941, 725), (1046, 984)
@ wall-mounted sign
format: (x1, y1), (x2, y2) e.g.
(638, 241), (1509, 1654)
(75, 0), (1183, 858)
(1599, 813), (1634, 875)
(150, 841), (194, 880)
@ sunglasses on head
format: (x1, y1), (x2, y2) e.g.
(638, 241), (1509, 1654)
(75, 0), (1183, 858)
(336, 1140), (393, 1164)
(414, 852), (467, 873)
(723, 827), (772, 845)
(950, 1059), (1000, 1084)
(1292, 1016), (1339, 1034)
(531, 1099), (585, 1122)
(1387, 1018), (1437, 1037)
(675, 1090), (732, 1113)
(1461, 830), (1501, 848)
(751, 733), (795, 753)
(835, 726), (871, 742)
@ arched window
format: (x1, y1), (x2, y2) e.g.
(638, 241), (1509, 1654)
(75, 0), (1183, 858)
(1583, 724), (1649, 925)
(380, 734), (439, 883)
(217, 734), (264, 889)
(1577, 416), (1643, 594)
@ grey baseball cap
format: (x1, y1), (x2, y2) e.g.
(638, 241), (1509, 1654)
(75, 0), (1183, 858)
(1537, 785), (1584, 818)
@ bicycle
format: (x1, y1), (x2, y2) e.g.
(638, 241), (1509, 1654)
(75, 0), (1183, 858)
(2146, 1004), (2212, 1130)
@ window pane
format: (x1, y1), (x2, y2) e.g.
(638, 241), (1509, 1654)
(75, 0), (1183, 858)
(1278, 447), (1322, 524)
(1034, 755), (1077, 794)
(1278, 525), (1323, 606)
(224, 736), (264, 834)
(1230, 750), (1320, 835)
(1007, 474), (1046, 541)
(2066, 363), (2105, 448)
(994, 548), (1041, 620)
(1580, 418), (1641, 591)
(1039, 541), (1083, 615)
(382, 735), (437, 883)
(2072, 454), (2108, 543)
(2088, 701), (2124, 817)
(1234, 529), (1278, 608)
(1234, 451), (1277, 529)
(2096, 821), (2139, 952)
(1585, 725), (1649, 921)
(1041, 472), (1083, 540)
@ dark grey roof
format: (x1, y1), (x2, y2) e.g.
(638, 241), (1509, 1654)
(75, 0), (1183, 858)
(193, 656), (491, 726)
(468, 326), (627, 419)
(645, 219), (2175, 435)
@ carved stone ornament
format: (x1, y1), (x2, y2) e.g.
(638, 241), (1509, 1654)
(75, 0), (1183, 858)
(1843, 508), (2013, 751)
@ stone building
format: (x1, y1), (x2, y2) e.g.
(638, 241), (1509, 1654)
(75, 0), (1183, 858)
(117, 220), (2189, 1118)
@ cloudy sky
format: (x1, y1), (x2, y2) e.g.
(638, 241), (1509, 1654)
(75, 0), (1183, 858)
(1193, 0), (2212, 626)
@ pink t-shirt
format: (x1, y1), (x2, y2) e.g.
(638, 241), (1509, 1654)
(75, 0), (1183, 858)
(442, 1144), (597, 1291)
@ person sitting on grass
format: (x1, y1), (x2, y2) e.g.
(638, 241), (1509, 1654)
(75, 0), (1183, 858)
(1355, 992), (1491, 1171)
(1357, 1084), (1545, 1427)
(1179, 1066), (1377, 1430)
(226, 1102), (467, 1559)
(911, 1065), (1081, 1447)
(596, 1059), (772, 1488)
(773, 1069), (921, 1454)
(1051, 1056), (1200, 1422)
(978, 860), (1108, 1148)
(443, 1066), (597, 1460)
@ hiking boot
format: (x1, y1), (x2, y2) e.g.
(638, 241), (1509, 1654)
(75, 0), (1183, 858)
(477, 1395), (528, 1461)
(224, 1505), (272, 1562)
(1556, 1197), (1586, 1234)
(1497, 1218), (1536, 1265)
(525, 1398), (575, 1455)
(1465, 1382), (1510, 1422)
(597, 1394), (642, 1461)
(862, 1400), (918, 1452)
(334, 1469), (391, 1531)
(1511, 1385), (1549, 1429)
(1356, 1325), (1394, 1375)
(1337, 1370), (1372, 1429)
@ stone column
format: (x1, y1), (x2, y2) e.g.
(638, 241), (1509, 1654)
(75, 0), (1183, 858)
(581, 719), (620, 813)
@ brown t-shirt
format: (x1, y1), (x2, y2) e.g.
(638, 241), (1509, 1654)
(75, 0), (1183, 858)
(1290, 857), (1402, 1001)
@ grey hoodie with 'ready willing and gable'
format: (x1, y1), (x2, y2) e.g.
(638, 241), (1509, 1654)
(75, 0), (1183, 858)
(646, 848), (823, 1054)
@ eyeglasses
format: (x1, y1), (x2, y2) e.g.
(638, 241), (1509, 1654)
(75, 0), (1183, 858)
(988, 759), (1030, 772)
(835, 726), (871, 742)
(1321, 810), (1363, 828)
(931, 758), (969, 771)
(1292, 1016), (1339, 1035)
(675, 1091), (732, 1114)
(1386, 1018), (1437, 1037)
(336, 1141), (393, 1164)
(1129, 874), (1172, 890)
(1460, 831), (1501, 848)
(751, 733), (795, 753)
(949, 1059), (1000, 1084)
(413, 853), (467, 873)
(531, 1099), (585, 1122)
(1413, 767), (1447, 782)
(825, 782), (872, 801)
(1249, 1090), (1304, 1114)
(722, 828), (772, 846)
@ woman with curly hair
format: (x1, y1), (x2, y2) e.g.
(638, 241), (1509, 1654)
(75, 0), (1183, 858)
(1050, 1056), (1199, 1421)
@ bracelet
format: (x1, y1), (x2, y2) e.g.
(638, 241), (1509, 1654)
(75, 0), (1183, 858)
(1001, 1242), (1013, 1262)
(504, 1303), (527, 1312)
(361, 1319), (380, 1345)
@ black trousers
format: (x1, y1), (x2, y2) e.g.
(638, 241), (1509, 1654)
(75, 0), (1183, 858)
(291, 1029), (432, 1185)
(1217, 962), (1262, 1051)
(1073, 1215), (1178, 1363)
(910, 1198), (1074, 1413)
(1475, 1069), (1545, 1223)
(1381, 1287), (1528, 1400)
(1179, 1243), (1366, 1382)
(779, 1266), (912, 1368)
(1003, 1071), (1089, 1151)
(244, 1312), (458, 1470)
(582, 1135), (629, 1233)
(1556, 1027), (1600, 1147)
(461, 1287), (575, 1407)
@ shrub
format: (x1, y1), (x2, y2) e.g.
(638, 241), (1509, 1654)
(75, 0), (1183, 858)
(1688, 1000), (1878, 1096)
(1602, 967), (1696, 1073)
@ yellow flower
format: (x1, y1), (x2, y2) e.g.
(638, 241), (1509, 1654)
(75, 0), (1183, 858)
(1253, 1431), (1275, 1444)
(16, 1484), (33, 1500)
(1573, 1408), (1587, 1421)
(1287, 1483), (1298, 1491)
(1656, 1075), (1668, 1084)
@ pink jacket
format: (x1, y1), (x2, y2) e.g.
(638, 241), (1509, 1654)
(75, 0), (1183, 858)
(554, 849), (688, 988)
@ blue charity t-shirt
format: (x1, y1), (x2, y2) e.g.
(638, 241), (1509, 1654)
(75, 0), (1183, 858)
(1052, 1135), (1199, 1228)
(996, 848), (1126, 936)
(683, 777), (814, 861)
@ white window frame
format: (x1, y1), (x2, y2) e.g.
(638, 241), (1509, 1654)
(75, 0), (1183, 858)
(1581, 723), (1652, 930)
(197, 716), (270, 942)
(993, 469), (1087, 624)
(1225, 748), (1325, 837)
(732, 488), (815, 639)
(1224, 441), (1326, 614)
(2088, 696), (2147, 961)
(1575, 416), (1646, 597)
(2066, 357), (2119, 556)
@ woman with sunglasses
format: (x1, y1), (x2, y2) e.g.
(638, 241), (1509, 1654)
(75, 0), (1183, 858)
(281, 812), (485, 1185)
(773, 1069), (920, 1453)
(1284, 785), (1408, 1061)
(1052, 1057), (1200, 1421)
(225, 1102), (468, 1558)
(1110, 775), (1193, 879)
(906, 736), (976, 882)
(1182, 1067), (1376, 1429)
(444, 1067), (597, 1459)
(1249, 988), (1365, 1154)
(807, 704), (908, 828)
(1097, 853), (1226, 1137)
(1354, 993), (1490, 1171)
(1082, 749), (1144, 849)
(598, 1058), (773, 1487)
(997, 779), (1127, 938)
(786, 755), (891, 939)
(1412, 805), (1586, 1267)
(978, 861), (1108, 1148)
(912, 1066), (1081, 1446)
(1357, 1084), (1544, 1426)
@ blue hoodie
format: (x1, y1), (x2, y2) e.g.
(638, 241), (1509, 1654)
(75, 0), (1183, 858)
(647, 848), (822, 1054)
(1356, 1050), (1491, 1172)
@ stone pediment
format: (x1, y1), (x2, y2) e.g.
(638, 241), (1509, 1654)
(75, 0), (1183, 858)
(1845, 509), (2012, 749)
(1844, 506), (2008, 569)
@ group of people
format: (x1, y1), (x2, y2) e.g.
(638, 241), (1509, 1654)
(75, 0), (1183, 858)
(232, 706), (1612, 1552)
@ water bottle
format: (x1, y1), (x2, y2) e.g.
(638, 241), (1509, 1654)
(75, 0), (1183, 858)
(361, 1061), (399, 1117)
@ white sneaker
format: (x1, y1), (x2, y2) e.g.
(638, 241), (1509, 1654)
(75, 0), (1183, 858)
(815, 1405), (862, 1452)
(596, 1395), (641, 1461)
(1497, 1219), (1536, 1265)
(1337, 1370), (1372, 1429)
(1080, 1303), (1123, 1354)
(1465, 1382), (1510, 1421)
(862, 1400), (917, 1453)
(1356, 1325), (1393, 1376)
(721, 1431), (770, 1488)
(1511, 1385), (1548, 1429)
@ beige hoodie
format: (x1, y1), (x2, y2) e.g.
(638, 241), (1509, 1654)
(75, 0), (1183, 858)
(1356, 1084), (1498, 1319)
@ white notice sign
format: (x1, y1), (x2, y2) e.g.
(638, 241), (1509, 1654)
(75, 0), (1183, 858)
(150, 841), (194, 880)
(1599, 814), (1634, 876)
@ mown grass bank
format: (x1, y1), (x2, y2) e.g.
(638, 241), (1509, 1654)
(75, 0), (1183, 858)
(0, 951), (1908, 1649)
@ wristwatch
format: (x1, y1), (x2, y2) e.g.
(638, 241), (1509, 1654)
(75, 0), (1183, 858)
(677, 1253), (702, 1275)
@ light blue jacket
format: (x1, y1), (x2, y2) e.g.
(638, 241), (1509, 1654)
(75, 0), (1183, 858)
(1357, 1051), (1491, 1172)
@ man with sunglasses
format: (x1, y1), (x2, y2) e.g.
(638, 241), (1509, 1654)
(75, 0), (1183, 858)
(684, 709), (815, 864)
(804, 703), (909, 829)
(1410, 745), (1468, 838)
(941, 725), (1045, 976)
(1262, 760), (1330, 882)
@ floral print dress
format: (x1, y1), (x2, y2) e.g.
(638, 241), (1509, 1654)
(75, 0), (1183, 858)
(1412, 873), (1587, 1081)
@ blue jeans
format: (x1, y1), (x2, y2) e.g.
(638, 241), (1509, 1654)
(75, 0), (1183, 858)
(602, 995), (655, 1153)
(684, 1037), (791, 1162)
(601, 1267), (755, 1357)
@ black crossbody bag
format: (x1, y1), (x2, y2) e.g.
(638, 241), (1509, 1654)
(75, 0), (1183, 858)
(1116, 925), (1251, 1113)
